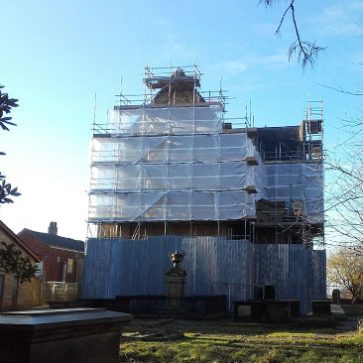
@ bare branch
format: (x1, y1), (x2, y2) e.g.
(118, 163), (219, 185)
(275, 2), (292, 35)
(260, 0), (325, 68)
(316, 82), (363, 96)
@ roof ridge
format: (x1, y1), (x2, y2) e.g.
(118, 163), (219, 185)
(19, 229), (84, 253)
(0, 221), (41, 262)
(25, 228), (84, 243)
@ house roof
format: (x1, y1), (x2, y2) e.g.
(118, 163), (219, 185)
(0, 220), (40, 262)
(20, 228), (84, 253)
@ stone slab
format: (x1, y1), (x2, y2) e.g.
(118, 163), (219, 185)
(234, 300), (300, 323)
(312, 300), (331, 316)
(0, 308), (131, 363)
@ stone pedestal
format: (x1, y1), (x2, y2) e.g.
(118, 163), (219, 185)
(165, 266), (187, 298)
(0, 308), (131, 363)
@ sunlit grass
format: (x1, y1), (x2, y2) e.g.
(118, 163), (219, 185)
(120, 306), (363, 362)
(267, 331), (316, 338)
(337, 326), (363, 346)
(120, 337), (363, 363)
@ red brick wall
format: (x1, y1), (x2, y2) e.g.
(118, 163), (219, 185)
(18, 231), (83, 283)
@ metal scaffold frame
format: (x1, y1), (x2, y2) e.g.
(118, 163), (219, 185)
(256, 100), (324, 247)
(87, 66), (324, 248)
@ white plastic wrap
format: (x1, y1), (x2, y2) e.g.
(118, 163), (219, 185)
(107, 106), (223, 136)
(88, 190), (256, 221)
(91, 133), (256, 164)
(89, 106), (263, 222)
(91, 162), (255, 191)
(264, 163), (323, 223)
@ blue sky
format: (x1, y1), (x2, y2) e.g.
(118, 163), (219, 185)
(0, 0), (362, 240)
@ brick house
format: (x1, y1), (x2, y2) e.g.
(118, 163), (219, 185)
(0, 220), (41, 311)
(18, 223), (84, 283)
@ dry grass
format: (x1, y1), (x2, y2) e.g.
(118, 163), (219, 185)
(119, 305), (363, 362)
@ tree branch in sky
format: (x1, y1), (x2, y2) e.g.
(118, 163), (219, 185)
(260, 0), (325, 68)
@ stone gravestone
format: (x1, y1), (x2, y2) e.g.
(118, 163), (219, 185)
(332, 289), (341, 304)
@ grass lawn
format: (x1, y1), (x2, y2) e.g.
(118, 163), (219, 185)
(119, 304), (363, 363)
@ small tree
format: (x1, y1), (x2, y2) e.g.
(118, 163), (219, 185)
(0, 85), (21, 203)
(328, 248), (363, 304)
(0, 242), (38, 309)
(0, 85), (36, 308)
(0, 242), (37, 283)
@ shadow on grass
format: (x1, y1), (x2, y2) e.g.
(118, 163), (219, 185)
(121, 319), (350, 353)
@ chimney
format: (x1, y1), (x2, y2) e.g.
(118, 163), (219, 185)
(48, 221), (58, 235)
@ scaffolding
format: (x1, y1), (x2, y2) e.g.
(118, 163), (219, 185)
(84, 69), (326, 312)
(88, 66), (263, 238)
(255, 101), (324, 246)
(301, 100), (323, 161)
(88, 66), (324, 247)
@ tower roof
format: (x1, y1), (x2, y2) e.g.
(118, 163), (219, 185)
(144, 67), (205, 105)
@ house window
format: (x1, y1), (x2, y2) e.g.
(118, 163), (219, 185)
(35, 262), (44, 278)
(67, 259), (74, 274)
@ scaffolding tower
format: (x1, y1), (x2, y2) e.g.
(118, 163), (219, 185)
(88, 66), (324, 248)
(88, 66), (262, 239)
(255, 101), (324, 247)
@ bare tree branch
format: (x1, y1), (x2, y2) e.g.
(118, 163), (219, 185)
(328, 249), (363, 303)
(316, 82), (363, 96)
(260, 0), (325, 68)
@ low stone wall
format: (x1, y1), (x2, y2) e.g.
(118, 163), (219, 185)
(1, 279), (79, 311)
(81, 295), (227, 318)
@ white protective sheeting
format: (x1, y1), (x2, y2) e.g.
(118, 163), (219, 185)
(89, 190), (256, 221)
(264, 163), (324, 223)
(91, 133), (257, 164)
(89, 106), (263, 222)
(108, 106), (223, 136)
(91, 162), (254, 191)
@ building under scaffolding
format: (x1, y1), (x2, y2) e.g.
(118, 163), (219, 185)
(83, 66), (325, 313)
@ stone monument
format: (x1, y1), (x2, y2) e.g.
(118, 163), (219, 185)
(0, 308), (131, 363)
(165, 251), (187, 299)
(332, 289), (341, 304)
